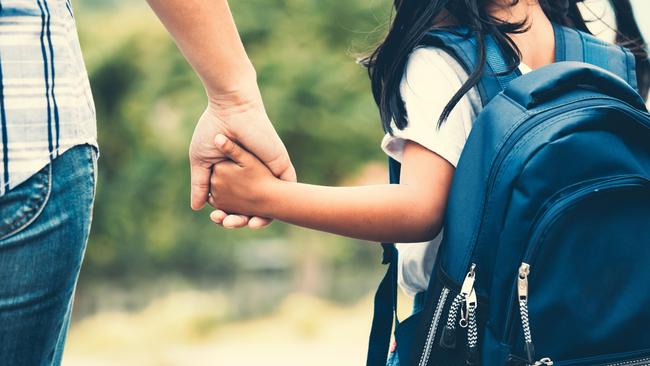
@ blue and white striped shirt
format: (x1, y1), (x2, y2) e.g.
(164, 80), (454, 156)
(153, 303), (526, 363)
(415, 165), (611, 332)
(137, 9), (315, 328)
(0, 0), (97, 196)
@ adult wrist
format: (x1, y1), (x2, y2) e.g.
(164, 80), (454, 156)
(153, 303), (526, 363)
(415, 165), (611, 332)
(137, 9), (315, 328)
(204, 63), (260, 107)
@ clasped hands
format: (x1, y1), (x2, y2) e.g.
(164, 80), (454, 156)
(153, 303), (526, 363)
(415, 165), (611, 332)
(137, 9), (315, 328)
(208, 134), (282, 227)
(188, 89), (294, 229)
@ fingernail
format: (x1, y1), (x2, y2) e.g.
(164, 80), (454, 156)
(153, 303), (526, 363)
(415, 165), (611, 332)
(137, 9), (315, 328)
(215, 134), (227, 147)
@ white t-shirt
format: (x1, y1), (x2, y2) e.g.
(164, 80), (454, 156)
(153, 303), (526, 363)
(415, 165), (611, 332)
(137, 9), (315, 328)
(381, 47), (532, 297)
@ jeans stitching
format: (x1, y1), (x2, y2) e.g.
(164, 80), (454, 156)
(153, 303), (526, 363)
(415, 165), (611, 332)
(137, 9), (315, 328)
(87, 145), (98, 212)
(89, 146), (97, 192)
(84, 146), (98, 241)
(0, 164), (53, 241)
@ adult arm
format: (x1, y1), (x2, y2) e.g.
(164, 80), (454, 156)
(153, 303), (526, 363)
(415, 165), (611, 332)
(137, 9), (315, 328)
(147, 0), (296, 227)
(146, 0), (256, 97)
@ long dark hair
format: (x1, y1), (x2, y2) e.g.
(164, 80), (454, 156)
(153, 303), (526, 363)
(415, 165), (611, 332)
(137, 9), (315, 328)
(364, 0), (649, 133)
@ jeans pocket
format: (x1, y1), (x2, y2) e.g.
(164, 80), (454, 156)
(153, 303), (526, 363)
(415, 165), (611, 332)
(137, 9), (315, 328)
(0, 164), (52, 241)
(89, 145), (98, 190)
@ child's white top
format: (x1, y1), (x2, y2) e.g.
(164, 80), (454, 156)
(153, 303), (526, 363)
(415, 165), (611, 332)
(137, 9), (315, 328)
(381, 47), (532, 297)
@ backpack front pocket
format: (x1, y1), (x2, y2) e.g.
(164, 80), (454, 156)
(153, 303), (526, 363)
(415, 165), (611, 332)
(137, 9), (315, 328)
(504, 176), (650, 365)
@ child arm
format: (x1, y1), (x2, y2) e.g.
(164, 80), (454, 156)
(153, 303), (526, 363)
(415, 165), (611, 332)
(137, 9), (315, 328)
(210, 135), (455, 243)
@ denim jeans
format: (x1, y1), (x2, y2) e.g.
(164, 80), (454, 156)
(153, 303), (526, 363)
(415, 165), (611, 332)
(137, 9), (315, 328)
(0, 145), (97, 365)
(386, 292), (427, 366)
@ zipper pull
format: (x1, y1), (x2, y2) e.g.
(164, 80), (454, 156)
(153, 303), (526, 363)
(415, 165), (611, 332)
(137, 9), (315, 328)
(460, 264), (477, 328)
(440, 264), (477, 349)
(461, 263), (477, 296)
(517, 263), (529, 302)
(465, 289), (480, 365)
(533, 357), (554, 365)
(461, 267), (477, 326)
(440, 322), (457, 349)
(517, 263), (535, 364)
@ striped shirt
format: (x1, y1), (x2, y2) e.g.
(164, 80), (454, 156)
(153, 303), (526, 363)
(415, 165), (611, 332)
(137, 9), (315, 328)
(0, 0), (97, 196)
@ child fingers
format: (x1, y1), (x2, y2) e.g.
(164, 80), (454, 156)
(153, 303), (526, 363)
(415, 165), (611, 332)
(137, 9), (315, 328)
(248, 216), (273, 229)
(209, 161), (238, 195)
(222, 214), (250, 228)
(214, 134), (253, 166)
(210, 209), (228, 225)
(210, 209), (251, 230)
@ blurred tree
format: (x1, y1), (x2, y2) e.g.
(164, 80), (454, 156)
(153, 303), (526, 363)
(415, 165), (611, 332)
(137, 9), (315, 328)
(75, 0), (391, 285)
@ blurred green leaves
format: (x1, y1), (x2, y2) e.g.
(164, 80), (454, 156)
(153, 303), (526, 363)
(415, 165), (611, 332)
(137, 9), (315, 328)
(77, 0), (390, 284)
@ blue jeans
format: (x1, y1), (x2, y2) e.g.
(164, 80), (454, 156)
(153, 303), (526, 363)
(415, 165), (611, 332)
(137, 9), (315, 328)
(386, 292), (427, 366)
(0, 145), (97, 365)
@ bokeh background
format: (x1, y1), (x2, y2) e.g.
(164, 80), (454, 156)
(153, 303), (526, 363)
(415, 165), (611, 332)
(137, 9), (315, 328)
(63, 1), (650, 365)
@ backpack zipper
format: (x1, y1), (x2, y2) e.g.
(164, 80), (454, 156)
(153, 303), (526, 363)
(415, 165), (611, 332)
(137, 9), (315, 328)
(517, 263), (536, 364)
(509, 355), (650, 366)
(440, 263), (477, 349)
(418, 287), (450, 366)
(504, 176), (650, 356)
(516, 263), (555, 366)
(532, 357), (554, 365)
(605, 357), (650, 366)
(466, 288), (480, 365)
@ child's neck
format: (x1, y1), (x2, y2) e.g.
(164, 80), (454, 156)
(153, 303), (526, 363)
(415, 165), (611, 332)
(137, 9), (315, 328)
(489, 0), (556, 69)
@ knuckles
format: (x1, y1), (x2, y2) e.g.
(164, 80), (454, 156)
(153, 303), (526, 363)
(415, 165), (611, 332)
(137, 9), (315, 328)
(210, 162), (238, 189)
(210, 170), (228, 191)
(210, 172), (221, 187)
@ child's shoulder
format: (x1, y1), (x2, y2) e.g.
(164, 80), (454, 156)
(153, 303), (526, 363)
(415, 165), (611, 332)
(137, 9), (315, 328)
(402, 46), (472, 93)
(408, 46), (462, 71)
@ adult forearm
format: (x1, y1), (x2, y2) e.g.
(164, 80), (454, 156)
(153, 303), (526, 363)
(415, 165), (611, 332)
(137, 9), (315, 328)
(261, 182), (443, 243)
(147, 0), (257, 99)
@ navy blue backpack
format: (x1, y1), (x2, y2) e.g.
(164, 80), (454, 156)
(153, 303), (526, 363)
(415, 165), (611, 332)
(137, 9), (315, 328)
(367, 24), (650, 366)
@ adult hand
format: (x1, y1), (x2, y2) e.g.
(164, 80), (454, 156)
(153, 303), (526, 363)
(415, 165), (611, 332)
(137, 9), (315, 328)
(208, 134), (279, 218)
(189, 87), (296, 228)
(148, 0), (295, 227)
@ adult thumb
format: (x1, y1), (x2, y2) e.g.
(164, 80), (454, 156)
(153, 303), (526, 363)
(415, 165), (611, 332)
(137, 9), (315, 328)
(190, 162), (211, 210)
(278, 163), (297, 182)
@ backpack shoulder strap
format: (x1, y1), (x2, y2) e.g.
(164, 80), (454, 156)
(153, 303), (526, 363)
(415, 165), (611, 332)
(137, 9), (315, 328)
(423, 25), (639, 104)
(554, 23), (638, 91)
(421, 28), (521, 106)
(367, 29), (520, 366)
(366, 157), (401, 366)
(366, 242), (399, 366)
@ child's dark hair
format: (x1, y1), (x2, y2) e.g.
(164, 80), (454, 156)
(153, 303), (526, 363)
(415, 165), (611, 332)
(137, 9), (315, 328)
(363, 0), (649, 133)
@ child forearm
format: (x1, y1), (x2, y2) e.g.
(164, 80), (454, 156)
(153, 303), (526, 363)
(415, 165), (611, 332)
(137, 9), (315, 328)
(260, 181), (444, 243)
(209, 136), (453, 240)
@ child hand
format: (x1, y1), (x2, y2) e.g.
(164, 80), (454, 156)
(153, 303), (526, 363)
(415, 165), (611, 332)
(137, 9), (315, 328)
(208, 134), (278, 223)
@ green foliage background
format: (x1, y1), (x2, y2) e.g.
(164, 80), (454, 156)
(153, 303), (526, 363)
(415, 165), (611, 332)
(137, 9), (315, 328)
(73, 0), (649, 312)
(75, 0), (391, 290)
